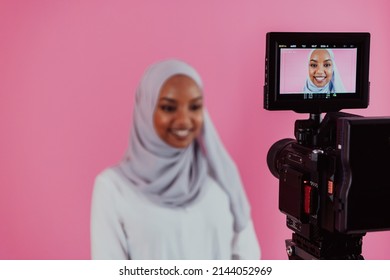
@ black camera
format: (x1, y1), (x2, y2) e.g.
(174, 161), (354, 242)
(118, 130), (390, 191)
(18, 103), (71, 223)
(264, 32), (390, 259)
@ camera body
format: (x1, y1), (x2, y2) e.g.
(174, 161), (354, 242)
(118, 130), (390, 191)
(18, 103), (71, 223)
(268, 112), (390, 241)
(264, 32), (390, 259)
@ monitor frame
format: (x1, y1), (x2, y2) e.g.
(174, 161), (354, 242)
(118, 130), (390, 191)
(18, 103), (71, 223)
(264, 32), (370, 114)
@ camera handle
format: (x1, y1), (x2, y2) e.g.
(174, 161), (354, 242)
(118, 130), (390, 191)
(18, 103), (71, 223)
(294, 113), (322, 147)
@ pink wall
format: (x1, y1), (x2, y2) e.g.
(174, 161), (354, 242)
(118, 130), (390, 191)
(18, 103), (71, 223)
(1, 0), (390, 260)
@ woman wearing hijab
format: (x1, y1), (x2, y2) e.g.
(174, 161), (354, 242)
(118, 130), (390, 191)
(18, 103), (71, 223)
(90, 59), (260, 260)
(303, 49), (346, 94)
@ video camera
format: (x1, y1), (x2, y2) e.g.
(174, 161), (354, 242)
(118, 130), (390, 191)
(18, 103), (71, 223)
(264, 32), (390, 259)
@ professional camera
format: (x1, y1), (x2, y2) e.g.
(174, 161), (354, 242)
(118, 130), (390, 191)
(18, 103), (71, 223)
(264, 32), (390, 259)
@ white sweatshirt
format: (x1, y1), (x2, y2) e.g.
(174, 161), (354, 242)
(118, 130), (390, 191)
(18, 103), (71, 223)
(91, 168), (261, 260)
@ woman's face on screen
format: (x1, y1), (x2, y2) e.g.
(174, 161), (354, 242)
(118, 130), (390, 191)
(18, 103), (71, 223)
(308, 49), (333, 87)
(153, 74), (204, 148)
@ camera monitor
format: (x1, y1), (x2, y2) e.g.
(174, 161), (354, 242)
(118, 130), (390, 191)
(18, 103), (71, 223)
(264, 32), (370, 113)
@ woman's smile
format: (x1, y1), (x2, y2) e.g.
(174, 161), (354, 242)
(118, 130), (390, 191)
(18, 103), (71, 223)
(170, 128), (193, 139)
(314, 75), (326, 82)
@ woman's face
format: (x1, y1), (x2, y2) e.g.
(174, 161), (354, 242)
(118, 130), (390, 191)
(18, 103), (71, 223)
(154, 74), (204, 148)
(308, 49), (333, 87)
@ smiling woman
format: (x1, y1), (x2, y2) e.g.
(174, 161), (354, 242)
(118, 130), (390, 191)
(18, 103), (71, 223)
(303, 49), (346, 94)
(154, 75), (204, 148)
(90, 59), (261, 260)
(308, 49), (333, 87)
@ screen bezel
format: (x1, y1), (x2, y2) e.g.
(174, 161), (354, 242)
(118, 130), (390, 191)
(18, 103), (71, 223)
(264, 32), (370, 114)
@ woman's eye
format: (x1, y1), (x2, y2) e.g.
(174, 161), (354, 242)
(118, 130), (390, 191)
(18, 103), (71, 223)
(324, 63), (332, 68)
(190, 104), (203, 111)
(310, 63), (317, 68)
(160, 105), (176, 112)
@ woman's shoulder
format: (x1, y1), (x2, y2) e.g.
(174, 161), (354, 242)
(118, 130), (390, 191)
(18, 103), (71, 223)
(95, 167), (120, 185)
(93, 166), (130, 196)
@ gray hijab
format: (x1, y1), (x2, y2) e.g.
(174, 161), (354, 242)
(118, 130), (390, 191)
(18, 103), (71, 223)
(117, 59), (250, 232)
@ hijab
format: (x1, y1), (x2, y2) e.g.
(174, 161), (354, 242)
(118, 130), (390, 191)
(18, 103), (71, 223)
(303, 49), (346, 94)
(116, 59), (250, 232)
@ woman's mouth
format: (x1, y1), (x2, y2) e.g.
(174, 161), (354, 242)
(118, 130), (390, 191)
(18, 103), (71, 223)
(314, 76), (326, 82)
(170, 128), (192, 139)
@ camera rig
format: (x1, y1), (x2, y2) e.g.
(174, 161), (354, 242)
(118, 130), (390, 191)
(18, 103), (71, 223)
(268, 111), (390, 259)
(270, 112), (363, 259)
(264, 32), (390, 259)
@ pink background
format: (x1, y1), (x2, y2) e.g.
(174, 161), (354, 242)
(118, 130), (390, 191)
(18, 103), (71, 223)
(1, 0), (390, 260)
(280, 49), (357, 93)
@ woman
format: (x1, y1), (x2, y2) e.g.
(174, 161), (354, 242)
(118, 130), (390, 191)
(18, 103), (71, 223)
(91, 59), (260, 259)
(303, 49), (345, 94)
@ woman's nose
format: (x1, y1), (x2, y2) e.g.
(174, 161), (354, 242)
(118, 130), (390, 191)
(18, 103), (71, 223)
(316, 67), (324, 74)
(174, 109), (191, 127)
